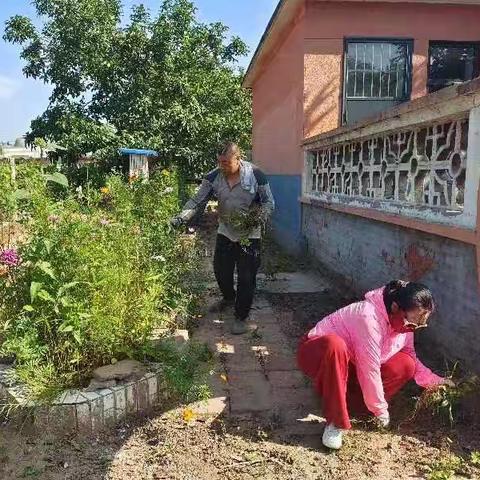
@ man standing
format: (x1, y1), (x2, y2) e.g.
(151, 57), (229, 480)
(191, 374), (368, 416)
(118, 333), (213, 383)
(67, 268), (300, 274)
(171, 141), (275, 334)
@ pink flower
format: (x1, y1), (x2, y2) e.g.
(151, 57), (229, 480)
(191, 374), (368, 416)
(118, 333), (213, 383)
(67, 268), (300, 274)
(0, 248), (20, 267)
(99, 218), (111, 227)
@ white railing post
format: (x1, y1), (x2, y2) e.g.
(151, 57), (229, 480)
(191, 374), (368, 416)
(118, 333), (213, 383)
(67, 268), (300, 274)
(463, 105), (480, 225)
(302, 149), (309, 197)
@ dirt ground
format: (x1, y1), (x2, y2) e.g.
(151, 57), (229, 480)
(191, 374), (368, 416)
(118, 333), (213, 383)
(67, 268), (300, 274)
(1, 326), (479, 480)
(0, 222), (479, 480)
(1, 297), (479, 480)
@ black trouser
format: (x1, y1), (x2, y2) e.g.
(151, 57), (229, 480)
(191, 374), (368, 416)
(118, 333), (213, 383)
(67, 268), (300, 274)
(213, 234), (261, 321)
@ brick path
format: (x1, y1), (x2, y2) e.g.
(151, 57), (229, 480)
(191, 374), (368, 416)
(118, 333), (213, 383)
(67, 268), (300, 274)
(193, 291), (326, 444)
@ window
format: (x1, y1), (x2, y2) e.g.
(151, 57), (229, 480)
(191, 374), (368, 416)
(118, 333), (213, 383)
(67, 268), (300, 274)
(428, 42), (480, 93)
(343, 39), (413, 125)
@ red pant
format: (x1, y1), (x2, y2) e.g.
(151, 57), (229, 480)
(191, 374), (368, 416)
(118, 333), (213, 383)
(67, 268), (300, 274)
(297, 334), (415, 429)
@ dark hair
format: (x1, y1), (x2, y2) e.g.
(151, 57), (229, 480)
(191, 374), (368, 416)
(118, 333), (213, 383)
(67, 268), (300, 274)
(383, 280), (435, 314)
(216, 141), (241, 157)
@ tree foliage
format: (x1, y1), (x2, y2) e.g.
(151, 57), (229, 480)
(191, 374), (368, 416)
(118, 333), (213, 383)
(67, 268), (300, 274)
(4, 0), (252, 175)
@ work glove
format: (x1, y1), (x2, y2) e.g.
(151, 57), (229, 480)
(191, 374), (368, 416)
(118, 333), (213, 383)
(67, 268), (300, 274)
(170, 216), (184, 228)
(441, 378), (456, 388)
(376, 412), (390, 428)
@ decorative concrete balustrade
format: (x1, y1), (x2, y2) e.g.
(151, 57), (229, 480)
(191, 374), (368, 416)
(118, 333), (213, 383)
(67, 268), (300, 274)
(302, 79), (480, 230)
(308, 119), (467, 209)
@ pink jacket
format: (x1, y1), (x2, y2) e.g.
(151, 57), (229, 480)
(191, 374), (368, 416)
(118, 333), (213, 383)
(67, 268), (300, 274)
(308, 286), (443, 417)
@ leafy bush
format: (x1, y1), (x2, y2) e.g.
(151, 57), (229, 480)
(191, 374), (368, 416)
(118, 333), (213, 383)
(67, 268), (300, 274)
(0, 161), (47, 223)
(0, 166), (203, 400)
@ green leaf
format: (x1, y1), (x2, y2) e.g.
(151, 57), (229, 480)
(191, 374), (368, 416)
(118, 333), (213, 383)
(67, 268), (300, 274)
(30, 281), (43, 302)
(58, 323), (74, 333)
(42, 239), (53, 254)
(12, 189), (32, 200)
(73, 330), (83, 345)
(471, 451), (480, 466)
(44, 172), (69, 188)
(36, 261), (56, 280)
(58, 281), (80, 296)
(23, 305), (35, 312)
(37, 289), (55, 302)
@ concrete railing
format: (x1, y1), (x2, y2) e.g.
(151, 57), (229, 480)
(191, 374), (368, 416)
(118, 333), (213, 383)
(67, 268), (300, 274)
(302, 79), (480, 229)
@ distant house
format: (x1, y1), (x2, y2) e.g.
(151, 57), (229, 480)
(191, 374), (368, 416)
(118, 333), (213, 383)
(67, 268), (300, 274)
(245, 0), (480, 371)
(0, 137), (41, 160)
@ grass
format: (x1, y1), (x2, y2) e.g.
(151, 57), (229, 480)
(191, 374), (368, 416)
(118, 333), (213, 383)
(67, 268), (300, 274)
(143, 338), (214, 403)
(425, 452), (480, 480)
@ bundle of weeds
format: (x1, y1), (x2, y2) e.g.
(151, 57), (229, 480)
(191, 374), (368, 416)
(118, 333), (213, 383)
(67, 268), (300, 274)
(408, 374), (480, 426)
(225, 205), (265, 246)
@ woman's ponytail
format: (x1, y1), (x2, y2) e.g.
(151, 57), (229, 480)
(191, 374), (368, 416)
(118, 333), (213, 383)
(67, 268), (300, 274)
(383, 280), (435, 313)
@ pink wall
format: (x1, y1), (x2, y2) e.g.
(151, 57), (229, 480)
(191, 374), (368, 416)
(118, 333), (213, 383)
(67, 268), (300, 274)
(252, 13), (305, 175)
(251, 1), (480, 176)
(304, 1), (480, 139)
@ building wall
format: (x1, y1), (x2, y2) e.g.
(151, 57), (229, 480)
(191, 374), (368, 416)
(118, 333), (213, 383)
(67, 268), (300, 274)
(302, 203), (480, 372)
(252, 14), (304, 175)
(251, 12), (306, 252)
(268, 174), (303, 253)
(304, 1), (480, 139)
(251, 0), (480, 255)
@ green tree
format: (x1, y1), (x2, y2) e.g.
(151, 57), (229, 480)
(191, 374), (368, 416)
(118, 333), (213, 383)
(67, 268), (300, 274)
(4, 0), (252, 176)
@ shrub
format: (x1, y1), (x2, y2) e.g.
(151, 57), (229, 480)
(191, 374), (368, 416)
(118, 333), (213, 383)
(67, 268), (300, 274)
(0, 166), (203, 400)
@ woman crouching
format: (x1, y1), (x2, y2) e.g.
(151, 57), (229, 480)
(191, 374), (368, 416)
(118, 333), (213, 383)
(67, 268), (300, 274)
(297, 280), (454, 450)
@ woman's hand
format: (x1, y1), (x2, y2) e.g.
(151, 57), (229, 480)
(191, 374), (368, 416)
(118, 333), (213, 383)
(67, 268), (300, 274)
(441, 378), (456, 388)
(375, 412), (390, 428)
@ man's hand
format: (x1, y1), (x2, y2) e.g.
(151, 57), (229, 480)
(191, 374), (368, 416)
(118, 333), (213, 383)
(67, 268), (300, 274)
(170, 216), (184, 228)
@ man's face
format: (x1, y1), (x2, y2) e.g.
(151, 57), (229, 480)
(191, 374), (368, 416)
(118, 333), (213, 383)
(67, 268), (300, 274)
(218, 149), (240, 176)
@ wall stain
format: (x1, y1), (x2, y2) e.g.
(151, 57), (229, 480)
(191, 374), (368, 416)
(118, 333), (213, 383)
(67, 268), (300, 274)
(404, 243), (436, 281)
(381, 249), (396, 267)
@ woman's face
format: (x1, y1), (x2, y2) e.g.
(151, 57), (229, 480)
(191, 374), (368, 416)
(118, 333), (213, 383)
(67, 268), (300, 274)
(389, 302), (431, 334)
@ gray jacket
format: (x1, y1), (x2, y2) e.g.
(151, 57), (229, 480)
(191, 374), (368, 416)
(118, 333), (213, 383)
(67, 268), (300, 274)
(178, 161), (275, 242)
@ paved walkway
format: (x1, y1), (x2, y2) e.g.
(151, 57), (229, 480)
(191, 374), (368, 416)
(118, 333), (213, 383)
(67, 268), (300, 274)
(193, 290), (326, 446)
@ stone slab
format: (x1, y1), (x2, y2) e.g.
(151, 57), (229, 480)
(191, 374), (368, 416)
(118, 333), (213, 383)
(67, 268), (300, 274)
(271, 386), (320, 410)
(190, 396), (228, 415)
(229, 371), (273, 414)
(267, 370), (308, 389)
(76, 402), (92, 435)
(222, 345), (262, 373)
(257, 272), (331, 294)
(262, 352), (298, 372)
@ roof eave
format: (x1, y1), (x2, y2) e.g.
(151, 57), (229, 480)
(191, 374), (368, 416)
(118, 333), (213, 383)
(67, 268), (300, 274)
(242, 0), (303, 88)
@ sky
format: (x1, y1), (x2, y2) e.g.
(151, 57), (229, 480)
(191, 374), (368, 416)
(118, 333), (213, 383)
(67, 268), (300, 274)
(0, 0), (278, 141)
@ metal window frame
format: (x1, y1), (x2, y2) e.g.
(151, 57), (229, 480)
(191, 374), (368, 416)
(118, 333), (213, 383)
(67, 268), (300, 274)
(427, 40), (480, 93)
(342, 37), (414, 125)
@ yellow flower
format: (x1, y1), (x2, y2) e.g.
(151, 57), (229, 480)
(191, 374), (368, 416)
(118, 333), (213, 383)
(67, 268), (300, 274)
(182, 408), (196, 423)
(161, 169), (170, 177)
(100, 187), (110, 195)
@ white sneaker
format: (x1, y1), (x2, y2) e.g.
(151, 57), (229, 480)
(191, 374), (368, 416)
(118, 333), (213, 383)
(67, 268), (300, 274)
(322, 423), (344, 450)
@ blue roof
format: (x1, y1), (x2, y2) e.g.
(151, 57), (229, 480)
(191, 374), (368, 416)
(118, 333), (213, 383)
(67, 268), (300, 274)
(119, 148), (158, 157)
